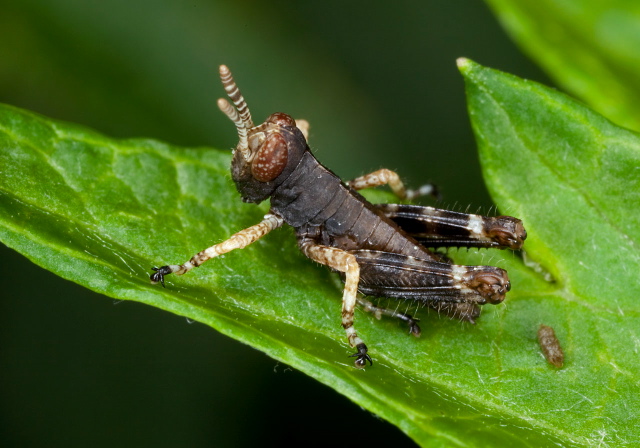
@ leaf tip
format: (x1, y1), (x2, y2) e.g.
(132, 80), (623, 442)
(456, 57), (474, 73)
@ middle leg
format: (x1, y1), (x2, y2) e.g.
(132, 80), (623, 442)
(347, 168), (437, 200)
(299, 239), (371, 368)
(357, 297), (422, 337)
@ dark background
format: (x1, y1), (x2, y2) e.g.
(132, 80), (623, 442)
(0, 1), (548, 446)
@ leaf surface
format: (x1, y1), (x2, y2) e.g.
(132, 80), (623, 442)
(1, 58), (639, 446)
(459, 58), (640, 447)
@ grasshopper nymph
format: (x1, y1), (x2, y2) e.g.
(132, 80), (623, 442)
(151, 65), (526, 368)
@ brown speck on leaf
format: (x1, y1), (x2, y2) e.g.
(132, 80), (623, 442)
(538, 324), (564, 368)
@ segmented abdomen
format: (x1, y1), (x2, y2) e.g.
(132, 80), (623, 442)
(271, 151), (437, 260)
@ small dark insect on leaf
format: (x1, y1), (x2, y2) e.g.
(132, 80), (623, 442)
(538, 324), (564, 368)
(149, 65), (527, 368)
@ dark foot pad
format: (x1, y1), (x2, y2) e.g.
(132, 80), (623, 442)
(150, 266), (172, 287)
(349, 343), (372, 368)
(408, 318), (422, 337)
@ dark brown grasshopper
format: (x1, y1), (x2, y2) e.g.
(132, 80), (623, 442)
(151, 65), (526, 367)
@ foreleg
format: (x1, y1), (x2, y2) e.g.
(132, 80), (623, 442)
(150, 213), (284, 286)
(299, 239), (371, 368)
(347, 168), (437, 200)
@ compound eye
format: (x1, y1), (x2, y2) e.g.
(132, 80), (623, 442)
(251, 133), (289, 182)
(266, 112), (296, 127)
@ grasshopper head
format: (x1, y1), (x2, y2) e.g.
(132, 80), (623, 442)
(218, 65), (307, 203)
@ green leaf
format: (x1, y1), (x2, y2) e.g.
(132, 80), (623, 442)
(1, 56), (639, 446)
(458, 58), (640, 446)
(484, 0), (640, 132)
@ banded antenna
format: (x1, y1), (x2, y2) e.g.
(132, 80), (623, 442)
(218, 65), (254, 157)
